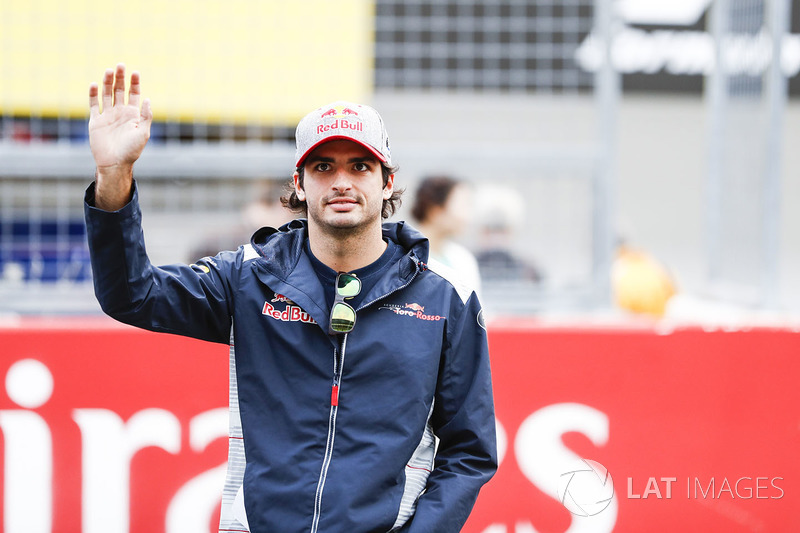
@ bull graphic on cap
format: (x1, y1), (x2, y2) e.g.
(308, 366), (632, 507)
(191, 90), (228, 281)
(320, 106), (360, 119)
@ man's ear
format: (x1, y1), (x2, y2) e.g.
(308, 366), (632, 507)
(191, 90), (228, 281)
(383, 173), (395, 200)
(293, 171), (306, 201)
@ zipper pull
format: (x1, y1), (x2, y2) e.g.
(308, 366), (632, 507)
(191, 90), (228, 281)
(331, 334), (346, 407)
(331, 385), (340, 406)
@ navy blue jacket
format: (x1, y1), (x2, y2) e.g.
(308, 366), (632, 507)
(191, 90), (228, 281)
(84, 183), (497, 533)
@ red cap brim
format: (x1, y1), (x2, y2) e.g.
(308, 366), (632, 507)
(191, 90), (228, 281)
(295, 135), (388, 168)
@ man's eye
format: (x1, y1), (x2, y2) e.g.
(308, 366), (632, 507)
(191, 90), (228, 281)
(354, 162), (369, 171)
(316, 163), (331, 171)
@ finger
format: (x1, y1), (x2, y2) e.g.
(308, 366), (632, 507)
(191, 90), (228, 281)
(128, 71), (141, 108)
(141, 98), (153, 124)
(113, 63), (126, 106)
(102, 69), (113, 110)
(89, 82), (100, 118)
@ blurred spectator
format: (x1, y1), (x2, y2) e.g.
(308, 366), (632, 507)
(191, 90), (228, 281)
(188, 179), (293, 261)
(474, 184), (543, 283)
(611, 242), (677, 317)
(411, 175), (482, 294)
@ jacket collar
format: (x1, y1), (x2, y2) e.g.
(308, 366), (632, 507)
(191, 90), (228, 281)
(249, 219), (429, 334)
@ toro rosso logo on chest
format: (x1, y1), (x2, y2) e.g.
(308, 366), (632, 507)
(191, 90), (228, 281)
(380, 302), (445, 321)
(262, 294), (317, 324)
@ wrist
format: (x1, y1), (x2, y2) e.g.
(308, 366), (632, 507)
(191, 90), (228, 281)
(94, 167), (134, 211)
(96, 163), (134, 183)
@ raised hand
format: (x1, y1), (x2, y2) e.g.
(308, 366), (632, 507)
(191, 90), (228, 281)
(88, 63), (153, 210)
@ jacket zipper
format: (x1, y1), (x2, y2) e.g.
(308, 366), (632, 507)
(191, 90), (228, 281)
(310, 257), (422, 532)
(311, 333), (347, 533)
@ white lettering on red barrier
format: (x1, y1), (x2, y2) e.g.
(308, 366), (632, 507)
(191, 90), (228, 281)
(1, 359), (617, 533)
(1, 358), (226, 533)
(0, 359), (54, 533)
(73, 408), (181, 533)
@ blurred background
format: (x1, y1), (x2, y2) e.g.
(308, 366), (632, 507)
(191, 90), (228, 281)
(2, 2), (800, 532)
(1, 0), (799, 324)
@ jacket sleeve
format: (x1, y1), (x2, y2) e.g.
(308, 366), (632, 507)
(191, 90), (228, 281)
(400, 292), (498, 532)
(84, 181), (234, 344)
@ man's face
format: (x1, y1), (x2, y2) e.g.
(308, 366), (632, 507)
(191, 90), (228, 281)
(294, 139), (394, 234)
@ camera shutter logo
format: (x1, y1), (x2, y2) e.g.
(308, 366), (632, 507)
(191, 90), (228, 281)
(557, 459), (614, 516)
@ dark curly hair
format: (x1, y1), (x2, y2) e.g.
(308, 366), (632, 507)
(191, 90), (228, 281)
(281, 162), (404, 219)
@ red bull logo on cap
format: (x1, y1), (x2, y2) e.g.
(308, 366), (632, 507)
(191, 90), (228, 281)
(317, 120), (363, 135)
(317, 105), (364, 135)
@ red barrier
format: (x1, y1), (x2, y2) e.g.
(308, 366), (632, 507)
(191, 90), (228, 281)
(0, 318), (229, 533)
(1, 318), (799, 532)
(465, 324), (800, 533)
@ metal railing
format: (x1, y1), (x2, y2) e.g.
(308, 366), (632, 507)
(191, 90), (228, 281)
(1, 0), (617, 316)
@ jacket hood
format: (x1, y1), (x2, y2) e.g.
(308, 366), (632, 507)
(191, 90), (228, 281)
(250, 218), (430, 280)
(248, 219), (431, 335)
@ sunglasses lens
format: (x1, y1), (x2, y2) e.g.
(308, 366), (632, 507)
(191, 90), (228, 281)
(337, 274), (361, 298)
(330, 303), (356, 333)
(330, 273), (360, 335)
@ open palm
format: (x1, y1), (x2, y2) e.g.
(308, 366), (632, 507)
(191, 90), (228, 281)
(89, 64), (152, 170)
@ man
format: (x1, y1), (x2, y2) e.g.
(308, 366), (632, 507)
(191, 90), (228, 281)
(84, 64), (496, 532)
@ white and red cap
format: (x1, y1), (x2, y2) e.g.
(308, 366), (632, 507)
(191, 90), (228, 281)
(294, 100), (392, 168)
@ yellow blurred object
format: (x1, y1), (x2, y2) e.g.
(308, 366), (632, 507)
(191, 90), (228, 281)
(611, 245), (677, 317)
(0, 0), (374, 124)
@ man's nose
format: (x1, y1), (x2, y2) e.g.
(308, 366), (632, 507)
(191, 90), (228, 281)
(331, 169), (353, 191)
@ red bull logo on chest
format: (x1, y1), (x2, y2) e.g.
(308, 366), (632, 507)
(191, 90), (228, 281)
(262, 300), (317, 324)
